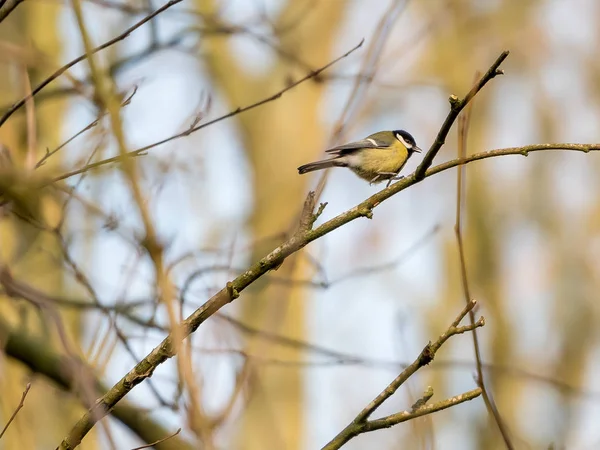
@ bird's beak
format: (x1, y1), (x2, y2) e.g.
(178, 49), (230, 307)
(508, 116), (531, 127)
(413, 146), (422, 153)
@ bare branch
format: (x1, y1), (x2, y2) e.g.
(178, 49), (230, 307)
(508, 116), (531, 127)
(0, 0), (183, 128)
(0, 0), (23, 23)
(54, 139), (600, 448)
(321, 301), (484, 450)
(49, 39), (364, 183)
(36, 87), (137, 169)
(131, 428), (182, 450)
(415, 50), (509, 179)
(0, 315), (195, 450)
(363, 388), (482, 431)
(0, 383), (31, 440)
(329, 0), (408, 141)
(455, 75), (515, 449)
(53, 47), (600, 449)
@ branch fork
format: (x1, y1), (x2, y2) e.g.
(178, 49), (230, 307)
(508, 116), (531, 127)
(321, 301), (485, 450)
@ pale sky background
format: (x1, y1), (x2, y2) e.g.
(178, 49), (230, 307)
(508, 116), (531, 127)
(54, 0), (600, 448)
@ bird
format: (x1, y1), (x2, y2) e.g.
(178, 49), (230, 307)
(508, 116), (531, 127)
(297, 129), (422, 185)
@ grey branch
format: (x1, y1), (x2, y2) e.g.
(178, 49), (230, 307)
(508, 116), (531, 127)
(321, 301), (484, 450)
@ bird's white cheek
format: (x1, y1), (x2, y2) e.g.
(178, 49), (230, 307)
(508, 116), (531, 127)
(397, 135), (411, 149)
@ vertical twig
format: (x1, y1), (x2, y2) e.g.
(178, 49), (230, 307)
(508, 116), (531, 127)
(0, 0), (183, 128)
(455, 72), (515, 450)
(22, 67), (37, 170)
(321, 301), (484, 450)
(415, 51), (509, 180)
(65, 1), (213, 447)
(312, 0), (408, 202)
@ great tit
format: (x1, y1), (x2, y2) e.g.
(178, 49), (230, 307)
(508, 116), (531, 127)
(298, 130), (422, 184)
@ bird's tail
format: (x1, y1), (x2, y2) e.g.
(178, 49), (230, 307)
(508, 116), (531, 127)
(298, 159), (345, 174)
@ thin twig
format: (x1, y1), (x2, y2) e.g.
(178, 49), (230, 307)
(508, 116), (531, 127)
(178, 224), (438, 291)
(48, 39), (364, 184)
(415, 51), (509, 180)
(0, 0), (183, 128)
(22, 67), (37, 170)
(130, 428), (182, 450)
(54, 49), (600, 449)
(7, 287), (594, 401)
(455, 74), (515, 450)
(70, 0), (192, 443)
(0, 315), (195, 450)
(36, 87), (137, 169)
(321, 301), (484, 450)
(69, 0), (217, 445)
(329, 0), (408, 141)
(0, 383), (31, 440)
(37, 117), (100, 168)
(327, 225), (439, 285)
(360, 301), (481, 422)
(363, 388), (482, 430)
(54, 138), (600, 448)
(312, 0), (408, 204)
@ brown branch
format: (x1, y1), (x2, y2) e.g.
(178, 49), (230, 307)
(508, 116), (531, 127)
(311, 0), (408, 201)
(364, 388), (481, 430)
(0, 33), (187, 113)
(48, 38), (364, 184)
(0, 315), (195, 450)
(0, 0), (23, 23)
(22, 66), (37, 170)
(55, 139), (600, 448)
(321, 301), (484, 450)
(329, 0), (408, 141)
(0, 383), (31, 440)
(455, 76), (515, 449)
(36, 87), (137, 169)
(0, 0), (182, 128)
(54, 47), (600, 448)
(71, 0), (203, 442)
(414, 50), (509, 180)
(24, 291), (598, 401)
(0, 268), (83, 372)
(131, 428), (182, 450)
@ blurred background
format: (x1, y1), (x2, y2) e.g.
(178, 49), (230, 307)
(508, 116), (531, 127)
(1, 0), (600, 449)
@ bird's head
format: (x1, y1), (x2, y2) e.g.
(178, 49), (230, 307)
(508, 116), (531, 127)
(393, 130), (422, 153)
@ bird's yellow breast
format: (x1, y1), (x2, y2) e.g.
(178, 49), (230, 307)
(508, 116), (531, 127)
(350, 144), (409, 181)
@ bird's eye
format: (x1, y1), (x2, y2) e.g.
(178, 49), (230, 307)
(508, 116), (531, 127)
(396, 133), (413, 148)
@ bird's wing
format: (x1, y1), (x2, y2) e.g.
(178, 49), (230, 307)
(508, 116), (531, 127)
(325, 137), (390, 155)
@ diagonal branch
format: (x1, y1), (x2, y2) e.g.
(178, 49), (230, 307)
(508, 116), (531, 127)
(0, 0), (183, 128)
(321, 301), (484, 450)
(55, 141), (600, 448)
(0, 315), (195, 450)
(414, 50), (509, 180)
(0, 383), (31, 440)
(48, 39), (364, 184)
(363, 387), (481, 430)
(54, 47), (600, 449)
(0, 0), (23, 23)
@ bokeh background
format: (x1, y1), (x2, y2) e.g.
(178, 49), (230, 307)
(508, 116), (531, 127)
(1, 0), (600, 449)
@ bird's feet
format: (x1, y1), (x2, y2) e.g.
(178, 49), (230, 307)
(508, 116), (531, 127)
(381, 173), (403, 188)
(369, 175), (382, 185)
(371, 172), (403, 187)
